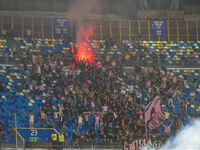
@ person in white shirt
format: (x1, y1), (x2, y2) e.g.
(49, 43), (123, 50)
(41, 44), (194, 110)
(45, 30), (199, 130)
(2, 28), (6, 39)
(190, 91), (196, 103)
(58, 103), (64, 117)
(59, 114), (64, 128)
(78, 115), (83, 129)
(29, 112), (34, 128)
(102, 104), (108, 115)
(164, 110), (170, 121)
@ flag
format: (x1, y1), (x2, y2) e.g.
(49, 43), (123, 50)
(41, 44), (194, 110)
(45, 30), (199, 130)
(87, 80), (91, 84)
(145, 96), (166, 130)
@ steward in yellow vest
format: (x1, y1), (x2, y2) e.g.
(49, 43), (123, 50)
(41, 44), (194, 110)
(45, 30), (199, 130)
(59, 134), (65, 150)
(51, 133), (58, 150)
(59, 134), (64, 142)
(52, 133), (57, 141)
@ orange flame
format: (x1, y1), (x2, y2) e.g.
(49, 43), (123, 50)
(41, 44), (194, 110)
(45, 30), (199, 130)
(74, 25), (96, 65)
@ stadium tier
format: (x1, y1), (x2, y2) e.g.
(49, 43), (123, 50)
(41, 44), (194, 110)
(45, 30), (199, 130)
(0, 43), (200, 144)
(125, 40), (200, 65)
(1, 38), (200, 67)
(1, 0), (200, 149)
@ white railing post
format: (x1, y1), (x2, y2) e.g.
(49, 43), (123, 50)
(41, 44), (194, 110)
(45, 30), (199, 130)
(14, 113), (18, 150)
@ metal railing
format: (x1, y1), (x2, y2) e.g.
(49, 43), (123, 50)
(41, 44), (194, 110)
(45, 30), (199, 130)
(0, 15), (199, 41)
(24, 140), (123, 150)
(12, 127), (25, 149)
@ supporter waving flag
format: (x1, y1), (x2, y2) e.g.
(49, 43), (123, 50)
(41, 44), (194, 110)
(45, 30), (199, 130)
(145, 96), (166, 130)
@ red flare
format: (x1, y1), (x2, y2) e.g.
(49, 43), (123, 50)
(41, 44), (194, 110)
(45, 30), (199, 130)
(74, 25), (97, 65)
(75, 44), (96, 64)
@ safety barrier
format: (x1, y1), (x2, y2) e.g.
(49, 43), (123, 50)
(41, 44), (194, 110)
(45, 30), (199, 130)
(0, 15), (199, 41)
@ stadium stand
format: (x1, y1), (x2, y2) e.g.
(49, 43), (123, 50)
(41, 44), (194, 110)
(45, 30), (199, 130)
(0, 37), (200, 149)
(124, 40), (200, 66)
(1, 0), (200, 149)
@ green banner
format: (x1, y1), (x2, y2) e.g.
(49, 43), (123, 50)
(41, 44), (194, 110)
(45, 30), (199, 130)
(29, 137), (39, 142)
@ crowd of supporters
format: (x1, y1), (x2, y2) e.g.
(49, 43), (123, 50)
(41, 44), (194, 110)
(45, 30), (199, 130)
(17, 43), (199, 146)
(0, 34), (200, 147)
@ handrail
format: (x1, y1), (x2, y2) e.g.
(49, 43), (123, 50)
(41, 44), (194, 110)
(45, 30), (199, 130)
(54, 128), (61, 136)
(12, 127), (25, 149)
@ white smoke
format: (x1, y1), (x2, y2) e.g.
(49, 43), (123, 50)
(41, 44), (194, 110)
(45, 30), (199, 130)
(163, 119), (200, 150)
(143, 119), (200, 150)
(67, 0), (101, 19)
(67, 0), (101, 41)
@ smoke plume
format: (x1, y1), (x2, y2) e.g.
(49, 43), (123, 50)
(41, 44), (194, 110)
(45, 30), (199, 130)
(143, 119), (200, 150)
(162, 119), (200, 150)
(67, 0), (101, 64)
